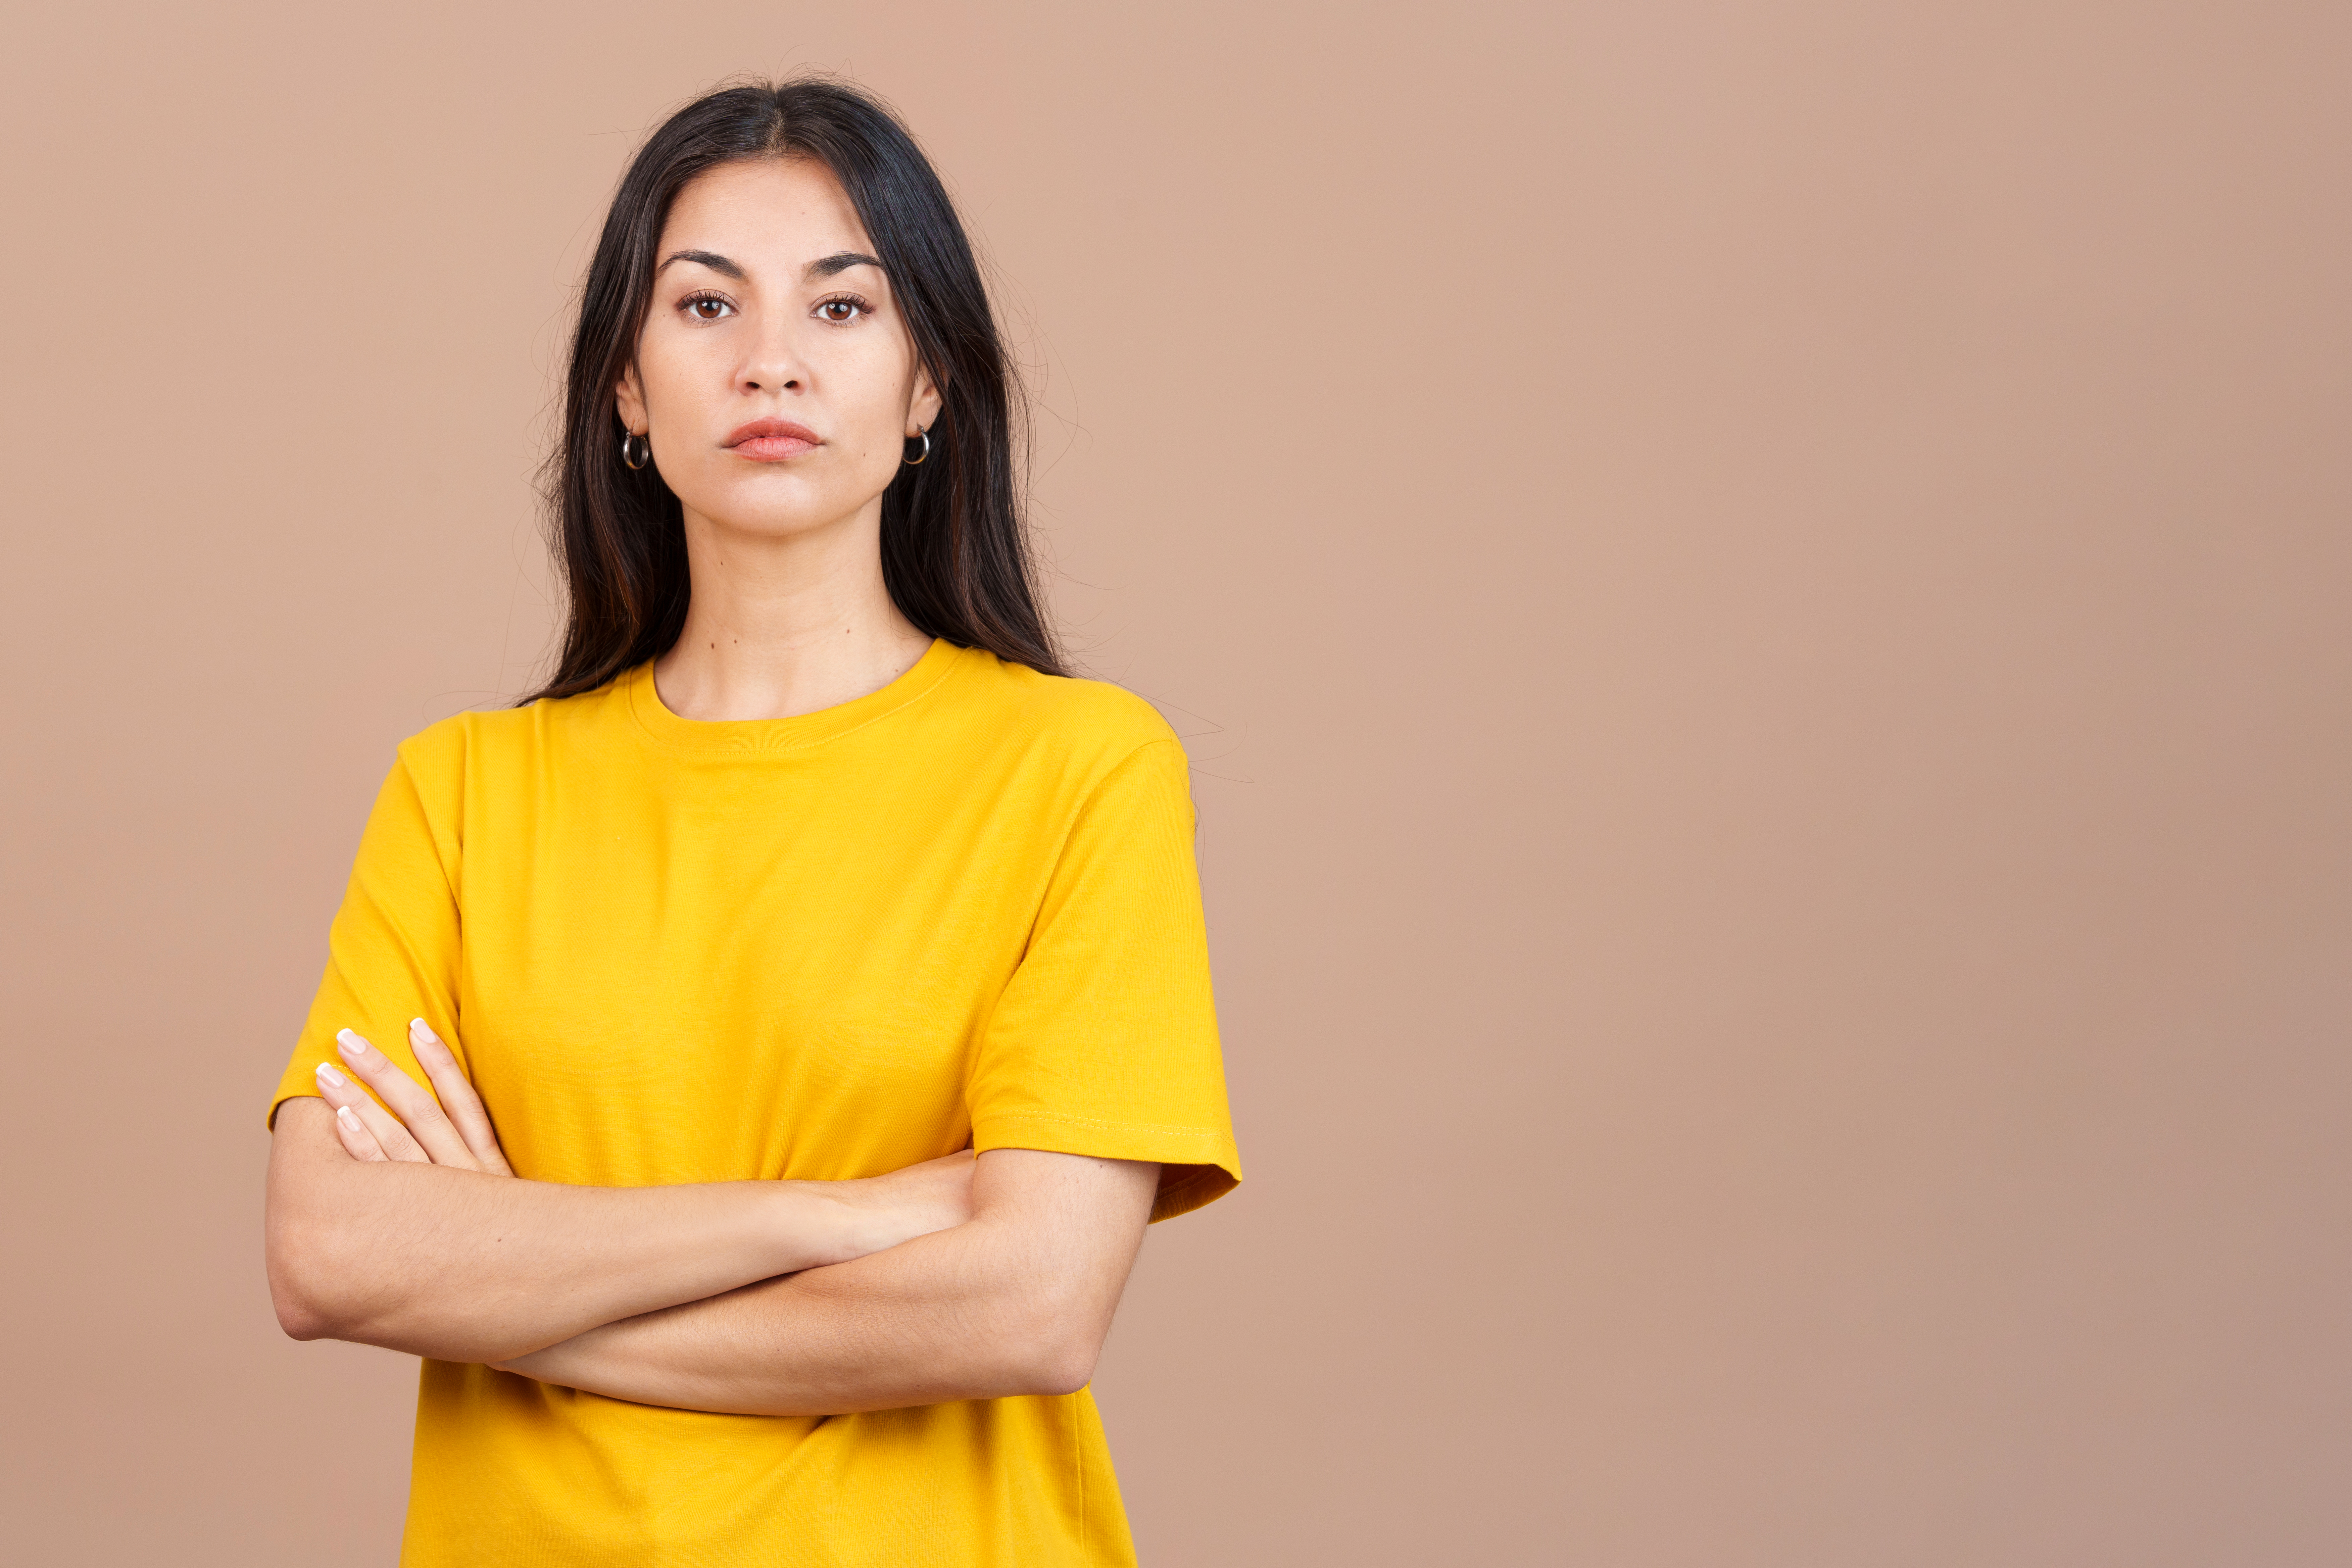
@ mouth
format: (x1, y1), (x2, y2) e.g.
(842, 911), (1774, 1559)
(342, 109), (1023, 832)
(724, 418), (823, 461)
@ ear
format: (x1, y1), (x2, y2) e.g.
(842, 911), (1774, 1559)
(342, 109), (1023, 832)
(907, 357), (945, 438)
(615, 362), (649, 435)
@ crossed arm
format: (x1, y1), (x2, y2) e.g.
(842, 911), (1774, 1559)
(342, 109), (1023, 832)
(265, 1021), (1159, 1416)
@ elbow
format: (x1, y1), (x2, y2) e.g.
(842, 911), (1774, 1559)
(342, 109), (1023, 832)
(266, 1238), (338, 1341)
(265, 1127), (372, 1344)
(1002, 1295), (1111, 1398)
(1024, 1341), (1101, 1399)
(272, 1288), (334, 1343)
(264, 1211), (520, 1363)
(264, 1214), (359, 1343)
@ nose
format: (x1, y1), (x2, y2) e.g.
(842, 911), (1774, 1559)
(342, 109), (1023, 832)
(739, 316), (807, 396)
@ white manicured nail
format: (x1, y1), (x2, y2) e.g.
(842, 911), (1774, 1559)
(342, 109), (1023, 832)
(410, 1018), (439, 1047)
(337, 1031), (366, 1060)
(337, 1105), (361, 1129)
(315, 1062), (347, 1089)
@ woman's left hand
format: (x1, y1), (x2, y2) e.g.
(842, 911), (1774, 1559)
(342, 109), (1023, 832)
(311, 1019), (514, 1175)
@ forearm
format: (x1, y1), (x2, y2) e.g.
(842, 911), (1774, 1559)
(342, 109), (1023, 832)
(497, 1149), (1158, 1416)
(496, 1216), (1063, 1414)
(265, 1098), (884, 1363)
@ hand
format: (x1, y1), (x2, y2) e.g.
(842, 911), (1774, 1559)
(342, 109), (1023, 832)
(816, 1149), (979, 1254)
(312, 1020), (514, 1175)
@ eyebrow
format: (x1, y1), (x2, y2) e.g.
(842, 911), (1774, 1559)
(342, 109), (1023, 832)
(805, 251), (884, 281)
(655, 249), (746, 280)
(652, 249), (886, 283)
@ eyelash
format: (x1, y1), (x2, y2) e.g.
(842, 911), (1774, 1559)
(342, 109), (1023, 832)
(676, 290), (874, 324)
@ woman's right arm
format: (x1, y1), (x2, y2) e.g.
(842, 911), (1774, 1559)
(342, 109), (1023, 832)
(265, 1027), (971, 1365)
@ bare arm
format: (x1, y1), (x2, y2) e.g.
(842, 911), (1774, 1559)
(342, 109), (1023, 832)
(265, 1023), (970, 1365)
(493, 1147), (1159, 1415)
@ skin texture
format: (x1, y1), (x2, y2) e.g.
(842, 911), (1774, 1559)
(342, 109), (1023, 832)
(620, 155), (942, 723)
(493, 1149), (1158, 1415)
(264, 156), (1163, 1412)
(277, 1022), (1157, 1410)
(266, 1023), (976, 1364)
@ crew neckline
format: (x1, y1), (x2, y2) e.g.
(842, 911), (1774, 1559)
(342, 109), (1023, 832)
(624, 637), (967, 755)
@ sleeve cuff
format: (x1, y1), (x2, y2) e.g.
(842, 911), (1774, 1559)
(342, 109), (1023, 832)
(972, 1111), (1242, 1222)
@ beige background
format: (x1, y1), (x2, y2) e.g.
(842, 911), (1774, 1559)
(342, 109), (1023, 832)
(3, 2), (2348, 1563)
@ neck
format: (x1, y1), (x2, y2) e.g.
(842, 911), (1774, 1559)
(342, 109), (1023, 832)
(651, 498), (935, 722)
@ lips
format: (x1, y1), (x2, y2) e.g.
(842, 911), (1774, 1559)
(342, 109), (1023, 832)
(725, 418), (822, 460)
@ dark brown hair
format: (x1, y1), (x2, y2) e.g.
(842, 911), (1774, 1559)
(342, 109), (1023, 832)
(524, 77), (1064, 703)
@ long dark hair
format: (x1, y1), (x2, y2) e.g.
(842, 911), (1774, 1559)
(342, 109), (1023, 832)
(524, 77), (1064, 703)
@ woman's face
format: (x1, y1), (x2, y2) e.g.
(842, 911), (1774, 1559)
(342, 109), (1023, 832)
(617, 157), (940, 540)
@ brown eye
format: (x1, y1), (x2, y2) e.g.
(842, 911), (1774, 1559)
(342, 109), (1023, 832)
(684, 295), (733, 322)
(818, 299), (863, 323)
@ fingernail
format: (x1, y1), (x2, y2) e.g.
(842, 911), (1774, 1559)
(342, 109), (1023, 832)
(337, 1105), (361, 1129)
(410, 1018), (440, 1047)
(337, 1030), (366, 1060)
(315, 1062), (347, 1089)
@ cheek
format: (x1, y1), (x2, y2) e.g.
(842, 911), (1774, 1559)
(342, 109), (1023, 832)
(640, 338), (722, 423)
(820, 355), (917, 463)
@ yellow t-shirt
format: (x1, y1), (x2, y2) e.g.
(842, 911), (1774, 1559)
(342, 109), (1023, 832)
(267, 639), (1241, 1567)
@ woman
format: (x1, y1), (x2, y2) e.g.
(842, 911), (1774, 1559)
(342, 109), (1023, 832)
(262, 77), (1239, 1567)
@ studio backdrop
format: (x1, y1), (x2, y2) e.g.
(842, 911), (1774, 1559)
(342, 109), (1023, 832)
(2, 3), (2348, 1564)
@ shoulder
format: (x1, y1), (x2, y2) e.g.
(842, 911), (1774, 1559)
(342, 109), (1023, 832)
(390, 676), (628, 787)
(946, 648), (1182, 764)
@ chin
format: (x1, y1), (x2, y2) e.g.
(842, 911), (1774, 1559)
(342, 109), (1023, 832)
(686, 488), (871, 542)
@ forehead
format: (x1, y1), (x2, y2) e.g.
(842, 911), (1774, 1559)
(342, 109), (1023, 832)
(658, 157), (874, 271)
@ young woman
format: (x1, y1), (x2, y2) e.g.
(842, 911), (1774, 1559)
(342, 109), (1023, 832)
(262, 78), (1239, 1567)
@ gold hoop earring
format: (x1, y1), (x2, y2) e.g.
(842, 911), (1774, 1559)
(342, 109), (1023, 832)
(621, 431), (651, 470)
(902, 427), (930, 467)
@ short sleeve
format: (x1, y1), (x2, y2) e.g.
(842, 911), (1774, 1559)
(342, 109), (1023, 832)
(967, 737), (1242, 1221)
(264, 734), (467, 1129)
